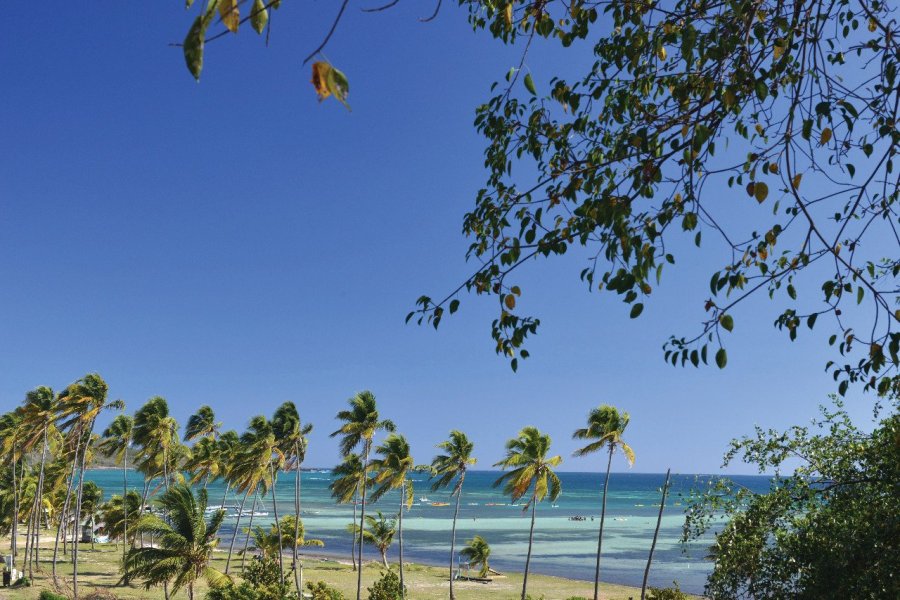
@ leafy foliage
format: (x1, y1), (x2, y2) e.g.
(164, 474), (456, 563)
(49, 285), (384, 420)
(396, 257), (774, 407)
(366, 569), (405, 600)
(306, 580), (346, 600)
(646, 583), (690, 600)
(683, 398), (900, 598)
(402, 0), (900, 393)
(459, 535), (491, 578)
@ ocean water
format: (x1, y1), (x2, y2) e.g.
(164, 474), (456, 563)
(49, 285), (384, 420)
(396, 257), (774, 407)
(84, 469), (770, 594)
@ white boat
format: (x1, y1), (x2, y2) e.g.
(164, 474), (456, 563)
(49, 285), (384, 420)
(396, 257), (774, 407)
(419, 497), (430, 503)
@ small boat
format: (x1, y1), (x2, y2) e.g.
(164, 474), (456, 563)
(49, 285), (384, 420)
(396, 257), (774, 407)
(419, 497), (430, 503)
(467, 502), (479, 506)
(485, 503), (506, 506)
(431, 502), (450, 507)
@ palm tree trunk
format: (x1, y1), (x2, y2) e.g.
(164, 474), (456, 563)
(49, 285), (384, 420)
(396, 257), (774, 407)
(240, 493), (259, 571)
(398, 480), (405, 599)
(351, 486), (358, 571)
(521, 493), (537, 600)
(593, 446), (615, 600)
(270, 464), (285, 585)
(73, 432), (92, 600)
(293, 452), (303, 597)
(138, 479), (150, 548)
(123, 451), (129, 585)
(32, 426), (50, 572)
(11, 450), (18, 568)
(449, 473), (464, 600)
(221, 481), (231, 510)
(640, 469), (671, 600)
(53, 454), (79, 578)
(23, 495), (34, 578)
(356, 441), (371, 600)
(381, 548), (387, 568)
(225, 489), (250, 574)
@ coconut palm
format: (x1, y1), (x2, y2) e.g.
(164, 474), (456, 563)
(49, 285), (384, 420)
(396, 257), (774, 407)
(370, 433), (414, 597)
(271, 401), (314, 595)
(184, 437), (221, 489)
(243, 515), (324, 559)
(459, 535), (491, 578)
(331, 391), (395, 600)
(57, 373), (120, 599)
(494, 426), (562, 600)
(329, 453), (368, 571)
(51, 429), (85, 578)
(100, 490), (141, 548)
(0, 409), (25, 568)
(133, 397), (180, 492)
(20, 386), (57, 576)
(430, 430), (477, 600)
(80, 481), (104, 548)
(573, 405), (635, 600)
(99, 413), (135, 581)
(362, 511), (396, 568)
(124, 483), (230, 600)
(185, 406), (220, 442)
(216, 430), (240, 508)
(225, 416), (276, 575)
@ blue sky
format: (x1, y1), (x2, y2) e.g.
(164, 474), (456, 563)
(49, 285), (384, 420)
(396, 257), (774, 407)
(0, 2), (874, 474)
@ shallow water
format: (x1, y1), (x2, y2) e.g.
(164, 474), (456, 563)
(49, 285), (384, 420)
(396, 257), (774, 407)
(85, 469), (770, 593)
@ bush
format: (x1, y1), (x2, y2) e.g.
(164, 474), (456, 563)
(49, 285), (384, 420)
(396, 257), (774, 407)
(647, 582), (690, 600)
(305, 581), (345, 600)
(39, 591), (68, 600)
(205, 558), (296, 600)
(366, 570), (405, 600)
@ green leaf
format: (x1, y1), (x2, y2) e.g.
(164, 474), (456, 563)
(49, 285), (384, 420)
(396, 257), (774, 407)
(449, 299), (460, 314)
(720, 314), (734, 332)
(754, 182), (769, 203)
(630, 303), (644, 318)
(715, 348), (728, 369)
(325, 65), (351, 110)
(524, 73), (537, 95)
(183, 16), (208, 81)
(251, 0), (269, 34)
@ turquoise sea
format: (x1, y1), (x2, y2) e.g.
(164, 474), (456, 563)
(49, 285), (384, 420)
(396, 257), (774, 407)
(84, 469), (770, 594)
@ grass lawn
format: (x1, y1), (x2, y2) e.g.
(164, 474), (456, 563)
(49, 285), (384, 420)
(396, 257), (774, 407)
(1, 532), (661, 600)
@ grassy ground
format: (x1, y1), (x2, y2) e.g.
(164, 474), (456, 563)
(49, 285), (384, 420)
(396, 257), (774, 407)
(0, 532), (657, 600)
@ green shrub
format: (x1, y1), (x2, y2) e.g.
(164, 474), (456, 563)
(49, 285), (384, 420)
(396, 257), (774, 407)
(39, 591), (68, 600)
(647, 582), (690, 600)
(305, 581), (345, 600)
(366, 570), (405, 600)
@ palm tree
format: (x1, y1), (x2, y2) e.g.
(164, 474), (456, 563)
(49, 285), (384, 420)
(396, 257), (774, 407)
(20, 386), (57, 577)
(0, 410), (25, 568)
(459, 535), (491, 578)
(329, 453), (367, 571)
(430, 430), (477, 600)
(184, 437), (221, 489)
(573, 405), (635, 600)
(370, 433), (413, 597)
(80, 481), (104, 549)
(99, 413), (134, 582)
(99, 490), (141, 548)
(57, 373), (120, 599)
(362, 511), (396, 568)
(272, 401), (314, 596)
(244, 515), (324, 559)
(494, 426), (563, 600)
(185, 406), (220, 442)
(124, 484), (230, 600)
(331, 391), (395, 600)
(216, 430), (240, 509)
(52, 429), (84, 578)
(225, 416), (276, 575)
(133, 397), (179, 492)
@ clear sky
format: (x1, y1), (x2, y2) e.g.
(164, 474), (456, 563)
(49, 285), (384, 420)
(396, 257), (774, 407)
(0, 2), (875, 474)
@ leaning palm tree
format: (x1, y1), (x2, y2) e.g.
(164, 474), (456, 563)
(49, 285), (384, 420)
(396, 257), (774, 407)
(99, 413), (135, 582)
(19, 386), (57, 577)
(57, 373), (120, 599)
(243, 515), (324, 559)
(133, 397), (179, 491)
(99, 490), (141, 549)
(216, 430), (240, 508)
(184, 437), (221, 489)
(370, 433), (414, 597)
(330, 390), (395, 600)
(430, 430), (477, 600)
(0, 409), (25, 568)
(329, 453), (368, 571)
(362, 511), (396, 569)
(494, 426), (563, 600)
(124, 483), (230, 600)
(459, 535), (491, 579)
(573, 405), (635, 600)
(272, 401), (314, 596)
(185, 406), (220, 442)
